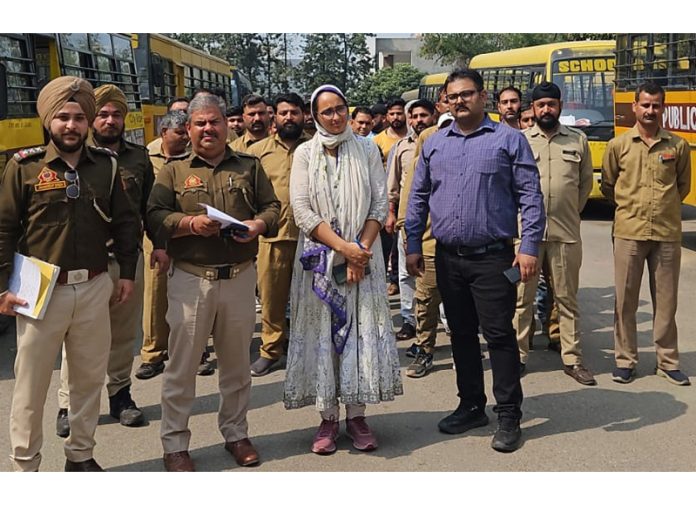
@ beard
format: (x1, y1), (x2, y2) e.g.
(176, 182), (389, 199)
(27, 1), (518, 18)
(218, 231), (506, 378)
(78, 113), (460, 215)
(414, 123), (430, 135)
(537, 114), (560, 130)
(50, 131), (86, 153)
(390, 119), (404, 130)
(277, 121), (303, 140)
(92, 124), (124, 145)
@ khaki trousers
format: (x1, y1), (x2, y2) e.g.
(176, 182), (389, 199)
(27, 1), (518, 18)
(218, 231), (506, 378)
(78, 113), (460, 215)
(58, 253), (144, 408)
(414, 255), (442, 354)
(161, 264), (256, 454)
(613, 238), (681, 370)
(10, 273), (113, 471)
(256, 240), (296, 360)
(140, 236), (169, 364)
(513, 241), (583, 366)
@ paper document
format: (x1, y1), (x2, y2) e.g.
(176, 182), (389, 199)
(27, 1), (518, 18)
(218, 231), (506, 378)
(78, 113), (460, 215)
(8, 253), (61, 320)
(198, 204), (249, 231)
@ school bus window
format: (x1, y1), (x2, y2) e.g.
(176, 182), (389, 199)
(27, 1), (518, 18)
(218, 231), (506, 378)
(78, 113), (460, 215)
(89, 34), (113, 56)
(60, 33), (89, 52)
(112, 35), (133, 61)
(0, 34), (36, 116)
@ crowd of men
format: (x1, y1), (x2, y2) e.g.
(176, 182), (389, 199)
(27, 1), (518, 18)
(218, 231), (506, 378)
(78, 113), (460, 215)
(0, 66), (690, 470)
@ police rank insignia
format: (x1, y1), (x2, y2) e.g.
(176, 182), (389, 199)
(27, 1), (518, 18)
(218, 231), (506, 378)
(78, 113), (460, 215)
(184, 174), (204, 189)
(34, 167), (67, 192)
(659, 150), (676, 162)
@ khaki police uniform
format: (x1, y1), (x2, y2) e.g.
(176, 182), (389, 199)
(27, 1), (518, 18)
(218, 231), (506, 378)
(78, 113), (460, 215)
(248, 133), (309, 360)
(602, 126), (691, 370)
(59, 139), (155, 406)
(230, 132), (264, 154)
(397, 125), (443, 353)
(147, 147), (279, 453)
(513, 124), (593, 366)
(0, 143), (139, 471)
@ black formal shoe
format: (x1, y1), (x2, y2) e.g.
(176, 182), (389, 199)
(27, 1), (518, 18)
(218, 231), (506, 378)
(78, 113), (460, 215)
(135, 361), (165, 380)
(65, 458), (104, 472)
(519, 362), (527, 376)
(197, 352), (215, 376)
(491, 418), (522, 453)
(250, 356), (278, 377)
(438, 404), (489, 434)
(109, 386), (145, 427)
(56, 408), (70, 438)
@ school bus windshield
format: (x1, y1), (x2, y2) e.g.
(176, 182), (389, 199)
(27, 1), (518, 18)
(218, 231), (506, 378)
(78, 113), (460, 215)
(551, 56), (614, 138)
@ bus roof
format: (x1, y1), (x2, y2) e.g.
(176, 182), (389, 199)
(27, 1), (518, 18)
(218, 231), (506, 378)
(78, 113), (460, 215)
(470, 40), (615, 69)
(147, 33), (230, 67)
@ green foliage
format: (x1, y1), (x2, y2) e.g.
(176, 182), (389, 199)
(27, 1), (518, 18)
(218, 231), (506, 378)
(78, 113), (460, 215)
(419, 33), (615, 67)
(349, 64), (426, 106)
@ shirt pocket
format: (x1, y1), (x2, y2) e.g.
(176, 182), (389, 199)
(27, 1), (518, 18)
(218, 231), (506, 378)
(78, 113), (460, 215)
(29, 190), (70, 227)
(228, 176), (257, 214)
(178, 183), (213, 213)
(654, 150), (677, 185)
(561, 149), (581, 166)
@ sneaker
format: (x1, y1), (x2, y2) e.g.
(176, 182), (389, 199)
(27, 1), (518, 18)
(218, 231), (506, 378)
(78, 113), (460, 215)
(387, 283), (399, 296)
(197, 352), (215, 376)
(109, 386), (145, 427)
(491, 418), (522, 453)
(564, 364), (597, 386)
(311, 419), (339, 455)
(406, 351), (434, 378)
(346, 416), (378, 451)
(438, 404), (489, 435)
(56, 408), (70, 438)
(250, 356), (278, 377)
(135, 361), (165, 380)
(656, 368), (691, 386)
(405, 343), (420, 359)
(395, 322), (416, 341)
(612, 367), (636, 384)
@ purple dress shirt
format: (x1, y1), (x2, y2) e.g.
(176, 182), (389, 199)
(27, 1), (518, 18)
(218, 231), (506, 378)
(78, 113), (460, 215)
(405, 115), (545, 257)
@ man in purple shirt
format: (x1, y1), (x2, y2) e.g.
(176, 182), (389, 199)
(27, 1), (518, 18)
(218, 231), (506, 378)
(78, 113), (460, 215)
(406, 69), (545, 453)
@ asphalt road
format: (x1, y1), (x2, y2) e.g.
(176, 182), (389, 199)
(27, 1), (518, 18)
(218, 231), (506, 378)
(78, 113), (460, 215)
(0, 200), (695, 474)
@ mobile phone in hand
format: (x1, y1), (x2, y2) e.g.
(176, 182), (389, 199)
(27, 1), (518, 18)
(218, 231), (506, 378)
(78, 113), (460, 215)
(503, 266), (521, 284)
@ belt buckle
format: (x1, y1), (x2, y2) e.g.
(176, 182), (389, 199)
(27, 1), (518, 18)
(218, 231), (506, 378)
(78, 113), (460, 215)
(66, 269), (89, 285)
(204, 269), (217, 281)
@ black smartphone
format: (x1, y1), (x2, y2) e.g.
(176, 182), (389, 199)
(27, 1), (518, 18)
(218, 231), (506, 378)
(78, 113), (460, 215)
(503, 266), (521, 284)
(332, 263), (371, 285)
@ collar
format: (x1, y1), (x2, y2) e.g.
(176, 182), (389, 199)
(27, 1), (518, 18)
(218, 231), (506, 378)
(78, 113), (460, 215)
(190, 145), (240, 167)
(445, 114), (496, 137)
(528, 123), (569, 139)
(629, 124), (672, 141)
(44, 141), (93, 164)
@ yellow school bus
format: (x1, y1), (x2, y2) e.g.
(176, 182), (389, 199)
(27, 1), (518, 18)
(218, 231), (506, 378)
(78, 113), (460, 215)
(418, 40), (616, 199)
(132, 33), (232, 144)
(614, 33), (696, 206)
(0, 33), (145, 168)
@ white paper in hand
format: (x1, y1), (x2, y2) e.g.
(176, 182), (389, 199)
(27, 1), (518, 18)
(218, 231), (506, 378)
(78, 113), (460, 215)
(198, 203), (250, 231)
(8, 253), (41, 317)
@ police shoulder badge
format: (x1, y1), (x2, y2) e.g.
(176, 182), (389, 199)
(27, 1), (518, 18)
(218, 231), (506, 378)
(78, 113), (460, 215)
(184, 174), (204, 189)
(13, 146), (46, 162)
(34, 167), (67, 192)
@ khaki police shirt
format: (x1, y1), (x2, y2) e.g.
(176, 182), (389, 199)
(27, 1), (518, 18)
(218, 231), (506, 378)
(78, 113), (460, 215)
(230, 132), (264, 154)
(387, 133), (417, 205)
(602, 126), (691, 242)
(525, 123), (593, 243)
(247, 132), (311, 243)
(0, 143), (140, 291)
(397, 125), (436, 257)
(147, 147), (280, 266)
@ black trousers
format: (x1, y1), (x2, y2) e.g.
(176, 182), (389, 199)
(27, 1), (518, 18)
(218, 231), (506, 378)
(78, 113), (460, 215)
(435, 243), (523, 420)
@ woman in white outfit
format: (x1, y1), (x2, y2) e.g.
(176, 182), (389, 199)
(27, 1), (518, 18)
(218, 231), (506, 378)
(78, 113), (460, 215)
(284, 84), (402, 455)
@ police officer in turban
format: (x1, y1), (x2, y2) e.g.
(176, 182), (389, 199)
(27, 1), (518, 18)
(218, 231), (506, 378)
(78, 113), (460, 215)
(0, 76), (140, 471)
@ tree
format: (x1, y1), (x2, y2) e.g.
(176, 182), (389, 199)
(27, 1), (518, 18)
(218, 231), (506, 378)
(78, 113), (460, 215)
(350, 64), (426, 105)
(419, 33), (614, 67)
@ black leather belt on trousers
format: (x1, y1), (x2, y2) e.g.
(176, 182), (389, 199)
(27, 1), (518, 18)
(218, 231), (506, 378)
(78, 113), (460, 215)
(440, 239), (513, 257)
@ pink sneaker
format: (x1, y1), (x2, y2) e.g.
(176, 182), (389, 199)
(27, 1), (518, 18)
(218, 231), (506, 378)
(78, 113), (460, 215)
(311, 419), (339, 455)
(346, 416), (378, 451)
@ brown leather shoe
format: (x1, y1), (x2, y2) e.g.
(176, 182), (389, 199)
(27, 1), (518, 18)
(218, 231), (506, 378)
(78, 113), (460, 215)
(163, 451), (195, 472)
(225, 438), (260, 466)
(64, 458), (104, 472)
(564, 364), (597, 386)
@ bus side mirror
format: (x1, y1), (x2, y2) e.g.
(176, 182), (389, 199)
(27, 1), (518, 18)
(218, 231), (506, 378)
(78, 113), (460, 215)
(0, 64), (7, 120)
(151, 53), (164, 89)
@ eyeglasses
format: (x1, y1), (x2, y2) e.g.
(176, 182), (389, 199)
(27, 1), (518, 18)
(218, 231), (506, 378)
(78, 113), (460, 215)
(318, 105), (348, 119)
(65, 169), (80, 199)
(446, 90), (480, 103)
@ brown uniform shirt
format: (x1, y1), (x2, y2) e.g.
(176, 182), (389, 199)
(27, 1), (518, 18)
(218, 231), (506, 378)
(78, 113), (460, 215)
(147, 146), (280, 266)
(525, 123), (593, 243)
(602, 125), (691, 242)
(387, 133), (417, 204)
(0, 143), (140, 291)
(230, 132), (265, 154)
(247, 132), (310, 243)
(397, 125), (437, 257)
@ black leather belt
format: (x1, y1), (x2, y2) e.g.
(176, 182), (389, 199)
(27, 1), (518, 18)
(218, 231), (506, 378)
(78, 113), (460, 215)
(440, 239), (512, 257)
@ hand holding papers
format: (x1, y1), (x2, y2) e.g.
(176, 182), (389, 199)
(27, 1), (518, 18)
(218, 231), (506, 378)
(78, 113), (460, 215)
(198, 204), (250, 232)
(7, 253), (60, 320)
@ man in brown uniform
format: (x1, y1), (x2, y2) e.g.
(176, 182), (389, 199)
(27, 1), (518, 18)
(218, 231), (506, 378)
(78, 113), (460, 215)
(247, 92), (310, 376)
(147, 93), (280, 471)
(57, 84), (159, 435)
(0, 76), (139, 471)
(602, 81), (692, 386)
(230, 94), (270, 153)
(514, 82), (595, 385)
(135, 110), (190, 380)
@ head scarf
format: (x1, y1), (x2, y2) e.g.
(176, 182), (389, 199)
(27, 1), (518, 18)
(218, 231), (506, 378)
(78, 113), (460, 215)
(310, 84), (354, 148)
(36, 76), (95, 130)
(94, 84), (129, 117)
